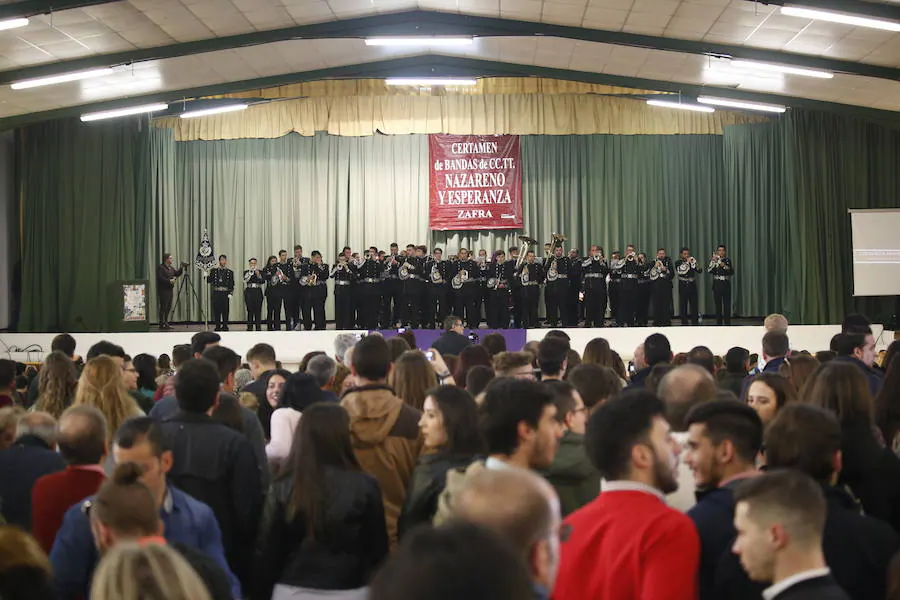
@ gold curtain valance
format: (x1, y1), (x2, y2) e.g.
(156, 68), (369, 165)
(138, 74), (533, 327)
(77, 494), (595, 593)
(156, 93), (767, 141)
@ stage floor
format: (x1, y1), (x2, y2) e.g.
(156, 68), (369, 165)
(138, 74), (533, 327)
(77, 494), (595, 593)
(3, 323), (887, 370)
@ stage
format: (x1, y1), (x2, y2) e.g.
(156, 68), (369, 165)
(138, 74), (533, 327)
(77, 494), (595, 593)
(1, 324), (889, 371)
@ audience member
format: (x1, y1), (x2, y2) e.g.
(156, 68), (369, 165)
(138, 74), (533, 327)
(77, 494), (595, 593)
(464, 365), (494, 396)
(567, 364), (621, 412)
(157, 359), (263, 587)
(537, 336), (569, 381)
(122, 354), (153, 414)
(0, 412), (64, 529)
(265, 372), (325, 463)
(778, 353), (818, 395)
(481, 332), (507, 356)
(645, 363), (675, 394)
(386, 337), (411, 362)
(682, 402), (763, 600)
(399, 386), (483, 536)
(241, 342), (278, 407)
(255, 368), (291, 439)
(815, 350), (836, 364)
(26, 333), (78, 406)
(563, 349), (581, 380)
(85, 341), (126, 366)
(842, 312), (872, 334)
(298, 351), (326, 373)
(32, 350), (77, 418)
(883, 339), (900, 374)
(717, 348), (751, 399)
(876, 356), (900, 452)
(188, 332), (220, 359)
(731, 470), (850, 600)
(554, 389), (698, 600)
(50, 417), (233, 600)
(672, 352), (688, 366)
(397, 329), (417, 350)
(657, 364), (717, 512)
(334, 333), (359, 365)
(233, 367), (253, 392)
(628, 333), (672, 388)
(0, 526), (54, 600)
(609, 349), (628, 382)
(255, 403), (388, 600)
(452, 468), (562, 599)
(743, 373), (796, 427)
(330, 363), (351, 397)
(341, 335), (422, 547)
(763, 313), (789, 334)
(756, 331), (790, 378)
(493, 351), (535, 379)
(833, 330), (883, 395)
(582, 337), (616, 369)
(0, 406), (23, 450)
(156, 353), (172, 385)
(88, 463), (235, 599)
(453, 345), (493, 387)
(0, 360), (15, 408)
(90, 543), (213, 600)
(73, 356), (143, 461)
(132, 354), (158, 400)
(390, 350), (439, 411)
(803, 361), (900, 532)
(306, 354), (339, 401)
(431, 316), (472, 357)
(687, 346), (717, 375)
(370, 522), (533, 600)
(153, 344), (191, 401)
(541, 380), (598, 516)
(31, 406), (108, 553)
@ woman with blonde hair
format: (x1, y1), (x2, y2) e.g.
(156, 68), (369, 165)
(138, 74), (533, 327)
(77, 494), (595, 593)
(73, 356), (142, 442)
(90, 542), (211, 600)
(0, 526), (54, 600)
(389, 351), (439, 411)
(32, 351), (77, 419)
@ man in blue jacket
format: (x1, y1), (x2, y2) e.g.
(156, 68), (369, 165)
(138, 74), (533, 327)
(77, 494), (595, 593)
(50, 417), (240, 600)
(833, 330), (883, 396)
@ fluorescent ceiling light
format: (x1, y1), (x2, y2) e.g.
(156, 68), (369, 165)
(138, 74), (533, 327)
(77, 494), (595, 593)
(385, 78), (478, 86)
(80, 103), (169, 122)
(780, 6), (900, 32)
(0, 17), (28, 31)
(731, 59), (833, 79)
(11, 67), (115, 90)
(365, 37), (474, 46)
(180, 104), (248, 119)
(646, 99), (715, 113)
(697, 96), (787, 114)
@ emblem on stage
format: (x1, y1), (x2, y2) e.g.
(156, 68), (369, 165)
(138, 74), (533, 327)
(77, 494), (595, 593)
(195, 229), (216, 274)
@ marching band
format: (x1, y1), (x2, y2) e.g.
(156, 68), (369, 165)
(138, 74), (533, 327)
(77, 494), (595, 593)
(180, 236), (735, 331)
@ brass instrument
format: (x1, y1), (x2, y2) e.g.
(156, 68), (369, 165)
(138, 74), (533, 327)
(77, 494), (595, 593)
(676, 260), (690, 276)
(515, 235), (538, 271)
(689, 256), (697, 270)
(546, 233), (566, 282)
(399, 261), (412, 281)
(650, 259), (663, 281)
(708, 252), (722, 271)
(308, 272), (318, 286)
(430, 261), (443, 284)
(452, 268), (468, 290)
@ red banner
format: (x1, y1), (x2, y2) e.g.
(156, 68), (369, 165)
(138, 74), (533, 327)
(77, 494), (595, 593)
(429, 134), (523, 231)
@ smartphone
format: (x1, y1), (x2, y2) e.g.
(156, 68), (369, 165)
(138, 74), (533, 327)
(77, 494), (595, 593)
(467, 332), (479, 342)
(628, 362), (636, 374)
(397, 327), (406, 333)
(354, 333), (364, 341)
(425, 351), (435, 361)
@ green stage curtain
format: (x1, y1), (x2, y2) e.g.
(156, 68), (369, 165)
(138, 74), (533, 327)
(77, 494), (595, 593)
(18, 119), (149, 332)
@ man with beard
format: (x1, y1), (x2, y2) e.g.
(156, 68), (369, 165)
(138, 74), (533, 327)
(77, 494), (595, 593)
(553, 390), (699, 600)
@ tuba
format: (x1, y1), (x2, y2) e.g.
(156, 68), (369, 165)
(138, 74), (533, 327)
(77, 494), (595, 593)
(516, 235), (538, 271)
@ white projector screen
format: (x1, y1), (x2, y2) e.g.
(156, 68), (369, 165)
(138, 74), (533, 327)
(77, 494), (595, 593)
(850, 209), (900, 296)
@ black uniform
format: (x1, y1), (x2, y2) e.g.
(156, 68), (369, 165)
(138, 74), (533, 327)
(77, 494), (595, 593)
(674, 257), (701, 325)
(475, 259), (489, 327)
(452, 259), (481, 328)
(381, 255), (402, 328)
(424, 258), (451, 329)
(156, 262), (184, 329)
(650, 257), (675, 327)
(636, 260), (653, 327)
(265, 262), (290, 330)
(243, 268), (265, 331)
(506, 257), (522, 328)
(306, 262), (330, 330)
(356, 257), (383, 330)
(620, 255), (641, 327)
(708, 255), (735, 325)
(331, 260), (356, 330)
(287, 257), (311, 331)
(568, 254), (583, 326)
(608, 258), (624, 325)
(518, 261), (544, 329)
(581, 256), (609, 327)
(207, 267), (234, 331)
(486, 261), (511, 329)
(401, 255), (427, 328)
(544, 255), (572, 327)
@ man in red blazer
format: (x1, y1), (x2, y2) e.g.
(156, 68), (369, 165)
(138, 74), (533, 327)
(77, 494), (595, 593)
(32, 405), (108, 553)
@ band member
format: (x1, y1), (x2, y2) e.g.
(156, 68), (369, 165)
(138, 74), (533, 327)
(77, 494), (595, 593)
(708, 244), (734, 325)
(156, 253), (185, 330)
(243, 258), (265, 331)
(288, 245), (312, 331)
(207, 254), (234, 332)
(674, 247), (701, 325)
(305, 251), (329, 331)
(381, 243), (402, 328)
(650, 248), (674, 327)
(424, 248), (450, 329)
(619, 245), (640, 327)
(269, 250), (291, 330)
(517, 250), (544, 329)
(608, 250), (623, 326)
(331, 250), (355, 330)
(486, 250), (510, 329)
(635, 252), (653, 326)
(544, 244), (571, 327)
(356, 247), (383, 330)
(506, 246), (522, 328)
(401, 245), (427, 328)
(476, 249), (489, 326)
(262, 255), (280, 330)
(568, 248), (583, 326)
(581, 246), (609, 328)
(452, 248), (481, 328)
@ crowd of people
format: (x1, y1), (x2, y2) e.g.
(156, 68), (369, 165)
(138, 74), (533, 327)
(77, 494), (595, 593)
(0, 310), (898, 600)
(157, 243), (736, 332)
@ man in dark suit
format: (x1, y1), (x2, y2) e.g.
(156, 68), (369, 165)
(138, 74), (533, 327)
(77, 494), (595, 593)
(732, 469), (850, 600)
(31, 405), (108, 553)
(0, 412), (65, 529)
(156, 253), (186, 330)
(431, 315), (473, 357)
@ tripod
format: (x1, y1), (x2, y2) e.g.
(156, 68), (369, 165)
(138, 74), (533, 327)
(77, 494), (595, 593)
(171, 270), (209, 330)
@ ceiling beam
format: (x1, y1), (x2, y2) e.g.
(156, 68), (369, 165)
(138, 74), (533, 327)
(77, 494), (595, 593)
(757, 0), (900, 22)
(0, 54), (898, 130)
(0, 10), (898, 86)
(0, 0), (120, 21)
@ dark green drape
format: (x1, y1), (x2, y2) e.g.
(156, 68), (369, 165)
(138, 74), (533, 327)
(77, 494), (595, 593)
(18, 119), (149, 331)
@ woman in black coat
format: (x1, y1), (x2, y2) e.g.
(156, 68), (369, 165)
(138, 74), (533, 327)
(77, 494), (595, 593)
(253, 403), (388, 600)
(397, 386), (484, 539)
